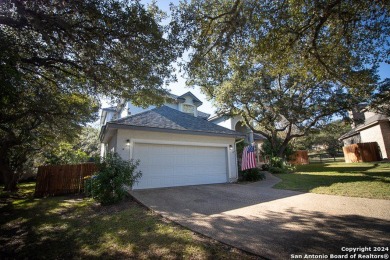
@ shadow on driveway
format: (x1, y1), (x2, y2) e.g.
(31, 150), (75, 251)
(131, 173), (390, 259)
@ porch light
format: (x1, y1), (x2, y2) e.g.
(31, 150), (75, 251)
(229, 145), (233, 150)
(126, 139), (130, 146)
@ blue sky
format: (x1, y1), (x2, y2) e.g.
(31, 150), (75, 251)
(102, 1), (390, 115)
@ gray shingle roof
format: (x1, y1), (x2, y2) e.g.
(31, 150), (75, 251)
(102, 106), (116, 112)
(179, 91), (202, 104)
(254, 133), (266, 140)
(109, 106), (242, 137)
(339, 114), (390, 140)
(197, 110), (210, 119)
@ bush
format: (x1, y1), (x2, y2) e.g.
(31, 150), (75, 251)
(268, 166), (285, 174)
(270, 157), (284, 168)
(268, 164), (296, 174)
(239, 167), (266, 182)
(86, 152), (142, 205)
(261, 164), (270, 171)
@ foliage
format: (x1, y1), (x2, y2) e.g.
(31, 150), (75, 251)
(293, 120), (351, 156)
(239, 167), (266, 182)
(261, 139), (294, 161)
(42, 127), (100, 165)
(0, 91), (98, 190)
(370, 79), (390, 116)
(261, 157), (296, 174)
(261, 164), (270, 171)
(173, 0), (388, 157)
(43, 142), (89, 165)
(268, 163), (296, 175)
(0, 0), (178, 191)
(268, 166), (285, 174)
(88, 153), (142, 205)
(75, 127), (101, 159)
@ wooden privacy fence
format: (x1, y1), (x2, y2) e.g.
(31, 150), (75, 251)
(342, 142), (381, 163)
(35, 163), (97, 197)
(289, 150), (309, 165)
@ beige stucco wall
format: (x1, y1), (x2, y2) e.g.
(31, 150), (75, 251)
(342, 134), (361, 146)
(107, 132), (117, 154)
(116, 129), (238, 181)
(380, 122), (390, 159)
(360, 123), (389, 159)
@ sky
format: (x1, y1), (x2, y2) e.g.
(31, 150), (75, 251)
(101, 1), (390, 116)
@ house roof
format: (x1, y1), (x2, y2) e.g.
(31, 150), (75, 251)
(102, 106), (116, 112)
(166, 91), (203, 106)
(178, 91), (202, 104)
(197, 110), (211, 120)
(254, 133), (266, 141)
(339, 114), (390, 140)
(106, 106), (243, 138)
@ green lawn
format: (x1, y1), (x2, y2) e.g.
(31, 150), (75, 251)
(0, 183), (259, 259)
(273, 162), (390, 199)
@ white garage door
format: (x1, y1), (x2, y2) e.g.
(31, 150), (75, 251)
(133, 143), (228, 189)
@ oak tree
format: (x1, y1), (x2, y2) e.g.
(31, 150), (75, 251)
(173, 0), (389, 157)
(0, 0), (178, 190)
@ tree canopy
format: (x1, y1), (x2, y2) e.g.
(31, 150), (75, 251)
(173, 0), (389, 156)
(293, 120), (351, 157)
(0, 0), (180, 191)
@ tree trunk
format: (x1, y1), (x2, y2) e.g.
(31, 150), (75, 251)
(277, 136), (292, 159)
(0, 148), (19, 192)
(0, 162), (18, 192)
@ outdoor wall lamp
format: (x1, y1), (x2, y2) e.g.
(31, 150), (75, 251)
(229, 145), (233, 150)
(126, 139), (130, 146)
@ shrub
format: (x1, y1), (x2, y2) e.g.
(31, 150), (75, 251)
(239, 168), (266, 182)
(268, 164), (296, 174)
(270, 156), (284, 168)
(87, 152), (142, 205)
(261, 164), (270, 171)
(268, 166), (285, 174)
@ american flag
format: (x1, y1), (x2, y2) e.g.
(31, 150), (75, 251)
(241, 145), (257, 171)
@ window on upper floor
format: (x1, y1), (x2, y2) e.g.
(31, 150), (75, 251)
(182, 104), (195, 115)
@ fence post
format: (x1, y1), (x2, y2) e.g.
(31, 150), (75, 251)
(78, 164), (82, 193)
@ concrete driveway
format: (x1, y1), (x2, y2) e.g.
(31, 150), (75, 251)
(131, 173), (390, 259)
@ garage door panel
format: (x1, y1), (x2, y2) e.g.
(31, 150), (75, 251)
(133, 143), (227, 189)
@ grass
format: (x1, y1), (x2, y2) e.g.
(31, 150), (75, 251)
(273, 162), (390, 199)
(0, 183), (260, 259)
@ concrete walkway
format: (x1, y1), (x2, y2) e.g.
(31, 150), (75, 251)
(131, 172), (390, 259)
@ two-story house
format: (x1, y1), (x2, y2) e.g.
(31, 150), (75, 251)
(339, 107), (390, 160)
(99, 92), (247, 189)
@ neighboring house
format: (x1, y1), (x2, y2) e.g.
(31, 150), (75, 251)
(339, 109), (390, 159)
(99, 92), (245, 190)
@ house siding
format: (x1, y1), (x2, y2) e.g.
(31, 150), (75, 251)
(116, 129), (238, 181)
(107, 134), (117, 154)
(210, 115), (244, 132)
(342, 134), (361, 146)
(209, 116), (231, 129)
(360, 124), (387, 159)
(379, 121), (390, 159)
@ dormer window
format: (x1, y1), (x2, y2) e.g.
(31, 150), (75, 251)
(182, 104), (195, 115)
